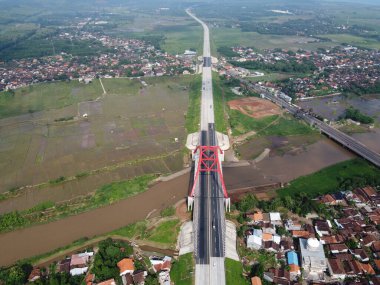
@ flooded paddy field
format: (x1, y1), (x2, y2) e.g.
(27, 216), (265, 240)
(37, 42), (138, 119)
(297, 94), (380, 123)
(0, 76), (195, 207)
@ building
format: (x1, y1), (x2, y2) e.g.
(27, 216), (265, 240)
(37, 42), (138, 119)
(247, 229), (262, 250)
(117, 258), (135, 285)
(287, 251), (301, 280)
(28, 268), (41, 282)
(299, 238), (327, 281)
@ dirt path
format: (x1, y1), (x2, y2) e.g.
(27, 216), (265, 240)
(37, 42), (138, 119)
(99, 78), (106, 95)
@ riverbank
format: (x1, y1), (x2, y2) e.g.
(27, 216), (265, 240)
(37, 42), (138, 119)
(0, 136), (355, 265)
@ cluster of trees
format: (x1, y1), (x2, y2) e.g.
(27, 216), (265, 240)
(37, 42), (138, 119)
(0, 211), (28, 233)
(239, 17), (368, 38)
(0, 254), (91, 285)
(217, 46), (239, 58)
(343, 81), (380, 96)
(235, 170), (380, 219)
(140, 35), (165, 50)
(342, 106), (374, 124)
(256, 193), (318, 217)
(0, 262), (33, 285)
(91, 238), (133, 283)
(230, 58), (316, 74)
(1, 35), (114, 61)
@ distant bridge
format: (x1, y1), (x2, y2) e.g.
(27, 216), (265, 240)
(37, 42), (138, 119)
(241, 79), (380, 168)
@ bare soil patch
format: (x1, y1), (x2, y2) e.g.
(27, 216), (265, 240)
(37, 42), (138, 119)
(228, 97), (281, 118)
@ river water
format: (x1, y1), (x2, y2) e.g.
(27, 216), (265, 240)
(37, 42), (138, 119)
(0, 136), (357, 266)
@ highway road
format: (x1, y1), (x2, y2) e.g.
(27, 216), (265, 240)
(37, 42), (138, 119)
(186, 8), (226, 285)
(242, 79), (380, 168)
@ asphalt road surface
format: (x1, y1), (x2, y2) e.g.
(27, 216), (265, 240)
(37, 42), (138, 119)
(186, 8), (227, 285)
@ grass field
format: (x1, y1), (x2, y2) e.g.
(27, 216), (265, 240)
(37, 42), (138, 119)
(318, 34), (380, 50)
(146, 219), (181, 245)
(0, 80), (102, 119)
(210, 27), (330, 53)
(111, 221), (148, 239)
(229, 110), (315, 137)
(248, 72), (293, 83)
(213, 74), (229, 133)
(225, 258), (249, 285)
(185, 75), (201, 133)
(170, 253), (194, 285)
(162, 25), (203, 55)
(278, 158), (380, 198)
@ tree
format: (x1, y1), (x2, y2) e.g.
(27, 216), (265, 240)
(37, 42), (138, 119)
(236, 194), (258, 212)
(0, 262), (32, 285)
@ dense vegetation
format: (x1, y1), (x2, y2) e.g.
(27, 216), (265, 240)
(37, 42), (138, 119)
(230, 59), (316, 73)
(342, 106), (374, 124)
(235, 159), (380, 217)
(0, 261), (84, 285)
(92, 238), (133, 283)
(343, 81), (380, 95)
(185, 75), (202, 133)
(217, 46), (239, 57)
(170, 253), (194, 285)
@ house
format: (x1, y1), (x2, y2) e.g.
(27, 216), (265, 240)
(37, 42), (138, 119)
(362, 234), (377, 247)
(97, 279), (117, 285)
(118, 258), (135, 275)
(357, 262), (375, 275)
(328, 243), (349, 254)
(132, 270), (147, 285)
(86, 274), (95, 285)
(70, 267), (88, 276)
(57, 258), (71, 273)
(150, 256), (172, 272)
(291, 230), (310, 238)
(371, 241), (380, 258)
(319, 193), (345, 205)
(28, 268), (41, 282)
(70, 252), (93, 269)
(280, 238), (294, 252)
(264, 268), (290, 285)
(327, 258), (347, 280)
(320, 235), (344, 245)
(117, 258), (135, 285)
(251, 276), (262, 285)
(351, 249), (369, 262)
(374, 259), (380, 271)
(158, 271), (171, 285)
(299, 238), (327, 281)
(247, 229), (262, 250)
(270, 212), (282, 225)
(287, 251), (301, 280)
(247, 212), (263, 223)
(284, 219), (302, 231)
(263, 241), (280, 252)
(314, 220), (331, 236)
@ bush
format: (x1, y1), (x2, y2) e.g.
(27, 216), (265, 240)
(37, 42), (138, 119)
(160, 206), (175, 217)
(342, 106), (374, 124)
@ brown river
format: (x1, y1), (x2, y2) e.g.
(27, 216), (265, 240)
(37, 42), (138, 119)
(0, 137), (356, 266)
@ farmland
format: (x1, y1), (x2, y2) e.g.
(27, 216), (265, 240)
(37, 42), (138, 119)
(0, 75), (197, 212)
